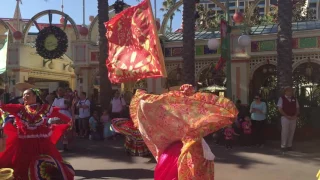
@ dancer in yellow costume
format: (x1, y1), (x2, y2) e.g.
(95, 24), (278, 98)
(130, 84), (238, 179)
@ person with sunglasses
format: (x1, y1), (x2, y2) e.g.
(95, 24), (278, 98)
(250, 94), (267, 148)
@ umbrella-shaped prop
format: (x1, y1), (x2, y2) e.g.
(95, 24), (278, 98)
(15, 82), (35, 92)
(199, 85), (226, 93)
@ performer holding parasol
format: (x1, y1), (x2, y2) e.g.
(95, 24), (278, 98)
(130, 84), (238, 179)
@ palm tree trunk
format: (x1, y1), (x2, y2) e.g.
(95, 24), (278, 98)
(98, 0), (113, 110)
(182, 0), (196, 85)
(170, 16), (173, 32)
(277, 0), (293, 95)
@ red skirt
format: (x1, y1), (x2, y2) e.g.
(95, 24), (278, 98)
(0, 124), (74, 180)
(112, 118), (150, 156)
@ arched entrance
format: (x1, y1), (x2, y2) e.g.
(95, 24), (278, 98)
(250, 64), (277, 101)
(250, 64), (277, 125)
(293, 62), (320, 129)
(250, 61), (320, 139)
(22, 10), (80, 43)
(165, 65), (182, 88)
(197, 66), (226, 95)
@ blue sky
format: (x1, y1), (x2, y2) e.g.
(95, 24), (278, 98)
(0, 0), (182, 33)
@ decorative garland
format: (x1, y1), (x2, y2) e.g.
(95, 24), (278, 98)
(36, 26), (68, 60)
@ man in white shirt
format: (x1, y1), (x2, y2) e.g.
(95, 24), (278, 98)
(77, 92), (91, 137)
(110, 90), (126, 119)
(277, 87), (299, 152)
(51, 87), (72, 151)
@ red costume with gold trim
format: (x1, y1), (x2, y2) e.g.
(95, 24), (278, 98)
(0, 104), (74, 180)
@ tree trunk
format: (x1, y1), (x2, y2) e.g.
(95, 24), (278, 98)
(182, 0), (196, 85)
(98, 0), (113, 110)
(277, 0), (293, 96)
(170, 16), (173, 32)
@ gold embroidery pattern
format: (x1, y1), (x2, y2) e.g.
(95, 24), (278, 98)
(105, 0), (166, 83)
(130, 86), (238, 179)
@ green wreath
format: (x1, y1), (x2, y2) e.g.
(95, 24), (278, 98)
(36, 26), (68, 59)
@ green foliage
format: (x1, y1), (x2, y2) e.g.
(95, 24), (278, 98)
(244, 5), (261, 27)
(266, 101), (279, 124)
(261, 0), (316, 24)
(195, 0), (316, 30)
(195, 4), (224, 31)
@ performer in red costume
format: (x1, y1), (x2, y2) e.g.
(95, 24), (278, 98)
(0, 88), (74, 180)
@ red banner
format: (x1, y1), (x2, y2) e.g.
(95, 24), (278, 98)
(105, 0), (167, 83)
(215, 19), (228, 71)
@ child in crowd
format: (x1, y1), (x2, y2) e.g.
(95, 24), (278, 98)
(224, 124), (239, 150)
(89, 110), (100, 140)
(242, 116), (252, 147)
(101, 109), (116, 140)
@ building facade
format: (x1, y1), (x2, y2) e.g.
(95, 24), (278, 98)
(162, 21), (320, 105)
(1, 1), (320, 108)
(200, 0), (318, 18)
(0, 2), (77, 95)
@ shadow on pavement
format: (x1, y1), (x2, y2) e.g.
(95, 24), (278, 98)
(211, 146), (274, 169)
(62, 135), (320, 174)
(61, 136), (151, 164)
(206, 137), (320, 169)
(75, 168), (154, 179)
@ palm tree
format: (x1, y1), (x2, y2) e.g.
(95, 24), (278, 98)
(160, 0), (181, 32)
(276, 0), (293, 94)
(182, 0), (196, 85)
(97, 0), (113, 110)
(196, 4), (224, 30)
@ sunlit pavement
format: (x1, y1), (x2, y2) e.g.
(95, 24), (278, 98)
(61, 136), (320, 180)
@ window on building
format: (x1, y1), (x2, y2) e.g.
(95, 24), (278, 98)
(229, 2), (235, 6)
(259, 8), (265, 13)
(239, 2), (244, 6)
(270, 0), (277, 5)
(208, 3), (216, 9)
(259, 1), (265, 5)
(309, 3), (317, 8)
(200, 3), (207, 9)
(217, 10), (224, 14)
(240, 9), (244, 13)
(230, 10), (235, 14)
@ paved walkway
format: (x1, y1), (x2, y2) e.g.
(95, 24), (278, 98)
(62, 137), (320, 180)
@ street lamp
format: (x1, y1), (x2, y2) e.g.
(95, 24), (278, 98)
(6, 70), (14, 80)
(74, 67), (82, 80)
(238, 34), (251, 47)
(6, 69), (14, 89)
(3, 69), (15, 103)
(207, 39), (220, 50)
(207, 6), (251, 99)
